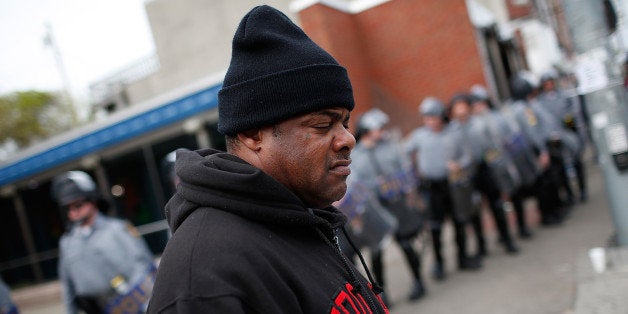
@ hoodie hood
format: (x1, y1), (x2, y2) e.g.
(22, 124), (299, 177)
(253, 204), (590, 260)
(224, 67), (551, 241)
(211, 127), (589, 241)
(165, 148), (347, 233)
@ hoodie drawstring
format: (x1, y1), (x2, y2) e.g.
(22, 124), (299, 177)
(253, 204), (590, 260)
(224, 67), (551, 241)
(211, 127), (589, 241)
(340, 226), (384, 295)
(314, 226), (384, 314)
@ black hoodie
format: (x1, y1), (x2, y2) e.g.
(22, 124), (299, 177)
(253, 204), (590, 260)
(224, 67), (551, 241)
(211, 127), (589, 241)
(147, 149), (387, 313)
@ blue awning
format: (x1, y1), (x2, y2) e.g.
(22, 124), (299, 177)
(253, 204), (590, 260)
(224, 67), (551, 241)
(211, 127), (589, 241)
(0, 83), (221, 187)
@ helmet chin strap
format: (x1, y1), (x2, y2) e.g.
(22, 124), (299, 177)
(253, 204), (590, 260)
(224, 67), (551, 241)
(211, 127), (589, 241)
(72, 216), (90, 227)
(71, 209), (97, 227)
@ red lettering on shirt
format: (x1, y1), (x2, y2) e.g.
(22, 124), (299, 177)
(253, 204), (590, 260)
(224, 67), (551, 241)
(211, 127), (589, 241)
(330, 282), (389, 314)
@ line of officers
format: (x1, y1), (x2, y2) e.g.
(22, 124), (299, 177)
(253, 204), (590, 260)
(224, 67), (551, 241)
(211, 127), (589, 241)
(335, 70), (589, 307)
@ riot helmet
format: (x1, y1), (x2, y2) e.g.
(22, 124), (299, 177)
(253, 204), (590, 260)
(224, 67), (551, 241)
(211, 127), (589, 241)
(509, 73), (534, 101)
(51, 171), (101, 207)
(355, 108), (389, 142)
(469, 84), (495, 110)
(161, 148), (190, 190)
(540, 71), (556, 84)
(470, 84), (489, 101)
(448, 93), (473, 122)
(539, 70), (558, 92)
(419, 97), (445, 118)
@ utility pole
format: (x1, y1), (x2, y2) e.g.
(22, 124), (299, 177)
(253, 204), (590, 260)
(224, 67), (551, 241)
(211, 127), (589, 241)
(562, 0), (628, 246)
(43, 22), (74, 106)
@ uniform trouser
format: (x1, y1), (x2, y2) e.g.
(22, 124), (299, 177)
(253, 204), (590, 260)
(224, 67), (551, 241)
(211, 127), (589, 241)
(74, 296), (104, 314)
(470, 213), (486, 254)
(536, 160), (564, 222)
(511, 184), (535, 234)
(371, 247), (385, 288)
(473, 162), (515, 248)
(345, 244), (386, 287)
(423, 179), (469, 266)
(558, 156), (586, 202)
(559, 160), (575, 203)
(574, 157), (586, 197)
(370, 234), (423, 289)
(395, 234), (423, 282)
(562, 153), (587, 201)
(566, 125), (588, 198)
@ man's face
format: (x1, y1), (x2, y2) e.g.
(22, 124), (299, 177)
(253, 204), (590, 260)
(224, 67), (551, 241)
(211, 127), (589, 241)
(364, 127), (384, 143)
(423, 115), (443, 131)
(451, 101), (470, 122)
(258, 107), (355, 209)
(471, 101), (488, 115)
(66, 199), (98, 225)
(542, 79), (555, 92)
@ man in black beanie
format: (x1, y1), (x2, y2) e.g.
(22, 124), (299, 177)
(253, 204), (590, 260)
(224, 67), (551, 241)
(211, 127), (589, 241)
(148, 5), (388, 313)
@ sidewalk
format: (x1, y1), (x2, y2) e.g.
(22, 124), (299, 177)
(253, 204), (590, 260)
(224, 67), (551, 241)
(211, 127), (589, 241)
(573, 246), (628, 313)
(11, 281), (64, 314)
(10, 158), (625, 314)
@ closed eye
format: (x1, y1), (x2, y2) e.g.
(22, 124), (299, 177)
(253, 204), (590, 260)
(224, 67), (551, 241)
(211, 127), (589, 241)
(312, 123), (333, 130)
(306, 109), (351, 130)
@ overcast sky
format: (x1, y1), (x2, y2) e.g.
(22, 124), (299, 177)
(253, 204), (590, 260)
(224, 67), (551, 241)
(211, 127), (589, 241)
(0, 0), (155, 103)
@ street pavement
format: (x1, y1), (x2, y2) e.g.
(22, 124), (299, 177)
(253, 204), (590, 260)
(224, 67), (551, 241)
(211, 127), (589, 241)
(10, 156), (624, 313)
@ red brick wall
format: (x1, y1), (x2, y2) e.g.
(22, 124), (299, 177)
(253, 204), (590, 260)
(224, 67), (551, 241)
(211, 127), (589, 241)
(299, 0), (487, 134)
(299, 5), (373, 124)
(506, 0), (533, 20)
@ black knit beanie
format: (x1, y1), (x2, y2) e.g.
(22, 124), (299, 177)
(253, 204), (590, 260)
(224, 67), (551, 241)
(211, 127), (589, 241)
(217, 5), (355, 136)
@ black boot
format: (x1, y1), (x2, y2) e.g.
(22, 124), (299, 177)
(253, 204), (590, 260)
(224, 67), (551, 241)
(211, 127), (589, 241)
(454, 220), (481, 271)
(579, 191), (588, 203)
(431, 229), (445, 281)
(408, 279), (426, 301)
(459, 255), (482, 271)
(512, 190), (532, 239)
(432, 262), (446, 281)
(471, 214), (487, 257)
(519, 227), (533, 239)
(504, 241), (520, 254)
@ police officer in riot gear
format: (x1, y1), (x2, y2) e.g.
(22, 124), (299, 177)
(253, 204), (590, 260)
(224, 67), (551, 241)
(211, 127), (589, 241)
(538, 71), (588, 203)
(405, 97), (482, 281)
(507, 74), (566, 226)
(450, 93), (519, 255)
(348, 108), (426, 303)
(447, 93), (486, 257)
(469, 86), (533, 240)
(52, 171), (155, 314)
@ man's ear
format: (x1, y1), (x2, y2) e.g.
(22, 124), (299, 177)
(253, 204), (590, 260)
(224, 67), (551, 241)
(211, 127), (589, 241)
(237, 129), (263, 152)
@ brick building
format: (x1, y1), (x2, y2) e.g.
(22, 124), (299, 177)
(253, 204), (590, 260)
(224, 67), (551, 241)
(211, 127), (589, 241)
(289, 0), (569, 133)
(295, 0), (492, 133)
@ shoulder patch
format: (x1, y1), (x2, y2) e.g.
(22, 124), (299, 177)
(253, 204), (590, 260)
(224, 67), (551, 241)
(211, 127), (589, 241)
(125, 222), (141, 238)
